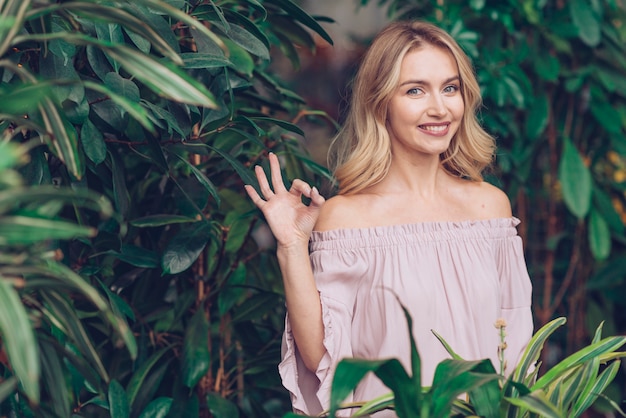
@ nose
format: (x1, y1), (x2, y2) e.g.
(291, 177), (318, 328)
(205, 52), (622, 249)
(427, 93), (447, 117)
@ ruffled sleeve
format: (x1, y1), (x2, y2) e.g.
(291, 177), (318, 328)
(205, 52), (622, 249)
(278, 238), (365, 415)
(496, 218), (534, 375)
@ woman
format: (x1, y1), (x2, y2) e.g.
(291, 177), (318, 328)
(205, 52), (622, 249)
(245, 20), (533, 416)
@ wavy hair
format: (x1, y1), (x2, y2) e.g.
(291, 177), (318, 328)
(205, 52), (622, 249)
(329, 20), (495, 195)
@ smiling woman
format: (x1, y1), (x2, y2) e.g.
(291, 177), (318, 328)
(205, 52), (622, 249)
(246, 20), (533, 417)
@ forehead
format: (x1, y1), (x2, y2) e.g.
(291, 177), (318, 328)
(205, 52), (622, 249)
(398, 45), (459, 81)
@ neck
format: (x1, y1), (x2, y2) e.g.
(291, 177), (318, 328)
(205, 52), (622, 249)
(373, 153), (448, 197)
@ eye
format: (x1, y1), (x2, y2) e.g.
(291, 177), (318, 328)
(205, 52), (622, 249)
(443, 84), (459, 94)
(407, 87), (423, 96)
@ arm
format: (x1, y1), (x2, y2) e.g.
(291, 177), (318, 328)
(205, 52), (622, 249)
(245, 152), (325, 371)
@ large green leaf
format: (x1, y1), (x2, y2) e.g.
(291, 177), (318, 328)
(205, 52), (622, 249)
(161, 221), (212, 274)
(37, 1), (182, 64)
(268, 0), (333, 45)
(558, 138), (592, 219)
(126, 347), (172, 409)
(39, 96), (85, 179)
(588, 208), (611, 261)
(181, 308), (210, 388)
(0, 216), (95, 245)
(0, 0), (31, 57)
(506, 391), (564, 418)
(0, 277), (40, 403)
(569, 0), (601, 46)
(532, 336), (626, 390)
(13, 32), (218, 108)
(570, 360), (621, 417)
(138, 397), (172, 418)
(109, 379), (130, 418)
(514, 317), (567, 385)
(39, 338), (71, 417)
(328, 358), (394, 417)
(206, 392), (239, 418)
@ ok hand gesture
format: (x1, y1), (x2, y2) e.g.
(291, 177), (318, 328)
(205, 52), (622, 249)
(245, 153), (325, 249)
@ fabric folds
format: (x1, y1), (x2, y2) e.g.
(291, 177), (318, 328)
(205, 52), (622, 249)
(279, 217), (533, 416)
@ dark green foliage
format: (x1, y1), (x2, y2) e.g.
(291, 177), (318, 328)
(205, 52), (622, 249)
(0, 0), (333, 417)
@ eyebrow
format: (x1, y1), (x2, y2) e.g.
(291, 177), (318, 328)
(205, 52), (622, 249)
(399, 75), (460, 87)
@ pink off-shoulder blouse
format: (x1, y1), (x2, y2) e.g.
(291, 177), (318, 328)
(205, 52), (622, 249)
(279, 217), (533, 417)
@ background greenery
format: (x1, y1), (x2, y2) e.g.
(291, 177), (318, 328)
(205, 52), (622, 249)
(0, 0), (625, 417)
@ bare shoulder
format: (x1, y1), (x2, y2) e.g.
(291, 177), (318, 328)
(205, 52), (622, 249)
(314, 194), (368, 231)
(470, 181), (512, 219)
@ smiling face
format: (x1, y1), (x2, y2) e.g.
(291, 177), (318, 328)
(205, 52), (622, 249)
(386, 45), (464, 160)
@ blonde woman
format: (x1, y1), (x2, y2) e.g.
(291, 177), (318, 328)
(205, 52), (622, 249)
(246, 20), (533, 417)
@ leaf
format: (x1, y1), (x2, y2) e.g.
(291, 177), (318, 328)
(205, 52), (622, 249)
(39, 340), (71, 417)
(570, 360), (621, 417)
(109, 147), (130, 217)
(95, 22), (124, 72)
(39, 97), (84, 179)
(506, 391), (564, 418)
(525, 93), (550, 140)
(41, 290), (109, 380)
(592, 187), (624, 234)
(569, 0), (601, 47)
(169, 150), (221, 206)
(532, 336), (626, 390)
(250, 116), (305, 136)
(328, 358), (393, 417)
(206, 393), (239, 418)
(231, 292), (280, 323)
(268, 0), (333, 45)
(514, 317), (567, 385)
(558, 138), (592, 219)
(127, 347), (172, 408)
(221, 23), (269, 60)
(130, 215), (197, 228)
(430, 359), (500, 417)
(182, 308), (210, 388)
(0, 377), (17, 404)
(104, 72), (140, 105)
(161, 222), (212, 274)
(0, 82), (53, 114)
(0, 0), (31, 58)
(588, 208), (611, 261)
(138, 397), (172, 418)
(60, 2), (181, 63)
(0, 278), (40, 403)
(590, 99), (623, 134)
(108, 379), (130, 418)
(80, 118), (107, 165)
(179, 53), (234, 69)
(0, 216), (95, 245)
(114, 244), (160, 268)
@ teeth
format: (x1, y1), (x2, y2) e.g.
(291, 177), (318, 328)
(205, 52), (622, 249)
(421, 125), (447, 132)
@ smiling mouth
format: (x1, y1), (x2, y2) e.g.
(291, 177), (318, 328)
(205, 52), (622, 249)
(419, 124), (449, 133)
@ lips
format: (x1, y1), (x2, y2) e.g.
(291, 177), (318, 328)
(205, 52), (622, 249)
(418, 123), (450, 135)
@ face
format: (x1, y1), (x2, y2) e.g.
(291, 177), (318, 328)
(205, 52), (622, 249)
(386, 45), (464, 159)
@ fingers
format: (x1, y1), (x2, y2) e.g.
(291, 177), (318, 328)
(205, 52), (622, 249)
(255, 164), (274, 198)
(310, 186), (326, 207)
(269, 152), (287, 193)
(244, 185), (264, 208)
(289, 179), (311, 197)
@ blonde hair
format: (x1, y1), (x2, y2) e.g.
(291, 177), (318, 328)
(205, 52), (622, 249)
(330, 20), (495, 195)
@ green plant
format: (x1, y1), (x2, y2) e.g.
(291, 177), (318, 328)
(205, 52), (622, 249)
(1, 0), (335, 416)
(0, 140), (136, 417)
(284, 309), (625, 418)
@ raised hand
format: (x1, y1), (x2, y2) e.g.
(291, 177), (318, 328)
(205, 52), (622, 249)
(245, 153), (325, 249)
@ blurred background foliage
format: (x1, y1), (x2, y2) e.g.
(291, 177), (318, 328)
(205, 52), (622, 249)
(0, 0), (625, 417)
